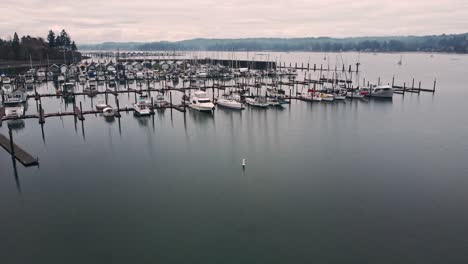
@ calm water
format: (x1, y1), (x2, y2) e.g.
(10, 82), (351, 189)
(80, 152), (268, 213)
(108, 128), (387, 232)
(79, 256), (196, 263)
(1, 52), (468, 263)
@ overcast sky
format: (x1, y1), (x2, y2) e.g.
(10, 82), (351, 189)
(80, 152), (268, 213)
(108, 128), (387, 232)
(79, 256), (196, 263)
(1, 0), (467, 44)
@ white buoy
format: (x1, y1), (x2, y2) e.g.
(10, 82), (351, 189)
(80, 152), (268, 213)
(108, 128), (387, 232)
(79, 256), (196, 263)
(242, 158), (246, 167)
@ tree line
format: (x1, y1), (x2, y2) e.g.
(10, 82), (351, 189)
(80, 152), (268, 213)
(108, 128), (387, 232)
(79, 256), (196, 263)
(80, 33), (468, 53)
(46, 29), (77, 51)
(0, 29), (78, 61)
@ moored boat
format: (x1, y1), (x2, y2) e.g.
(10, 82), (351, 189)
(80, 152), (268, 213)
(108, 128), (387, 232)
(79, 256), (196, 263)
(346, 90), (365, 99)
(134, 98), (151, 116)
(217, 98), (244, 110)
(57, 75), (66, 83)
(102, 107), (115, 118)
(5, 103), (24, 118)
(363, 85), (394, 98)
(188, 91), (215, 112)
(245, 97), (269, 108)
(320, 93), (334, 102)
(96, 100), (109, 111)
(313, 92), (322, 101)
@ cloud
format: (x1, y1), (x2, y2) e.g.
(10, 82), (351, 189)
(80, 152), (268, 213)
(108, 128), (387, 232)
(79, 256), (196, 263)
(1, 0), (467, 43)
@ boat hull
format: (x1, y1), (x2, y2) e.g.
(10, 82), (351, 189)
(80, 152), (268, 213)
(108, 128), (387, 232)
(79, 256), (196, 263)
(189, 104), (215, 112)
(367, 91), (393, 98)
(217, 99), (243, 110)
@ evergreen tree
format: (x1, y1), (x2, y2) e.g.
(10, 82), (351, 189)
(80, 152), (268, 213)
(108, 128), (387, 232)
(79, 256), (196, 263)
(71, 41), (77, 51)
(47, 30), (55, 48)
(12, 32), (20, 59)
(55, 34), (63, 47)
(59, 29), (71, 48)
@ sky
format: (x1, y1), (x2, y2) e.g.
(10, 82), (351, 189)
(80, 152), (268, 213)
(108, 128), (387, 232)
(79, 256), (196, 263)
(1, 0), (468, 44)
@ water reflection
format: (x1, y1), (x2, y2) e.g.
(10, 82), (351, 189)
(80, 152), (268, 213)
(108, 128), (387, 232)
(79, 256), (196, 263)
(7, 119), (25, 131)
(188, 109), (215, 125)
(40, 123), (46, 144)
(118, 117), (122, 136)
(135, 115), (150, 127)
(104, 114), (116, 124)
(12, 157), (21, 194)
(81, 120), (86, 141)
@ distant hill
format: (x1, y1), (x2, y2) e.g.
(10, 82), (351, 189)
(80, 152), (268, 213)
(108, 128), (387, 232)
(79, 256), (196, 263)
(79, 33), (468, 53)
(79, 42), (143, 51)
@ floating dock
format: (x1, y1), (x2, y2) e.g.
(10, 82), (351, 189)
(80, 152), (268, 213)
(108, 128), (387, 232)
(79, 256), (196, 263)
(0, 132), (38, 166)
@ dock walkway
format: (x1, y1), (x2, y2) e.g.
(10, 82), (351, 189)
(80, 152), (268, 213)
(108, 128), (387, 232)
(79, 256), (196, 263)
(0, 132), (38, 166)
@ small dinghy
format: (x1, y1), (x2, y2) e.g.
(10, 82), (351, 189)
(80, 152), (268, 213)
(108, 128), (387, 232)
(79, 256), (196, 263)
(102, 107), (115, 118)
(96, 100), (109, 111)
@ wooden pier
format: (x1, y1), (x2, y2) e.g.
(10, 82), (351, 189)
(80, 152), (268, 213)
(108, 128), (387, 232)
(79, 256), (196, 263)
(0, 131), (38, 166)
(1, 103), (186, 123)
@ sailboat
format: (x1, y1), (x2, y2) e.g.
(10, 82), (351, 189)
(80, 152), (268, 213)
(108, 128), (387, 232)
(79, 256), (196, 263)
(245, 97), (269, 108)
(397, 55), (403, 66)
(217, 94), (244, 110)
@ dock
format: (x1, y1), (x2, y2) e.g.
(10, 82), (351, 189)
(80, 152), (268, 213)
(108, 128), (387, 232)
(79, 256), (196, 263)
(0, 132), (38, 166)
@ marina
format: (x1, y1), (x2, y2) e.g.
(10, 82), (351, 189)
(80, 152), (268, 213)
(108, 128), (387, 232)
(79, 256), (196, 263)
(1, 50), (468, 263)
(0, 52), (439, 164)
(3, 0), (468, 261)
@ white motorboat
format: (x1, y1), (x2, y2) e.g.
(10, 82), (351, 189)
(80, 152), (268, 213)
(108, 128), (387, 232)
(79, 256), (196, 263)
(5, 104), (24, 118)
(134, 98), (151, 116)
(102, 107), (115, 118)
(334, 90), (347, 100)
(267, 97), (281, 106)
(57, 75), (65, 83)
(320, 93), (334, 102)
(25, 74), (35, 84)
(136, 71), (145, 81)
(139, 94), (153, 107)
(313, 92), (322, 101)
(96, 100), (109, 111)
(346, 91), (365, 99)
(245, 97), (269, 108)
(36, 70), (46, 82)
(2, 84), (13, 95)
(334, 94), (346, 100)
(2, 76), (11, 85)
(363, 85), (394, 98)
(154, 94), (168, 108)
(5, 89), (27, 104)
(189, 91), (215, 112)
(217, 98), (244, 110)
(62, 82), (75, 99)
